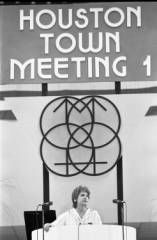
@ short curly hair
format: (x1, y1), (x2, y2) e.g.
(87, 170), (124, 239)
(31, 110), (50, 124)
(72, 185), (90, 208)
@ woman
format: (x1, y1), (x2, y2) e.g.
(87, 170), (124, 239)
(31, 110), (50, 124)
(44, 185), (102, 231)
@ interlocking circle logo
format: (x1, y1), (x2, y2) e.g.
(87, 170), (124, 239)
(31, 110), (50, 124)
(40, 96), (121, 177)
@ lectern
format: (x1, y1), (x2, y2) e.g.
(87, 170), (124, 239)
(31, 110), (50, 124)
(32, 225), (136, 240)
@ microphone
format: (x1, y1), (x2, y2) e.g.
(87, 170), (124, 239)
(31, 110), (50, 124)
(112, 199), (126, 204)
(38, 201), (53, 207)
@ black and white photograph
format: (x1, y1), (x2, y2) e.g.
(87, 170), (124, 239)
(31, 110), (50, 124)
(0, 1), (157, 240)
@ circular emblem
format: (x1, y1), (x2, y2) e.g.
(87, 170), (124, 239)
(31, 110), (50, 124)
(40, 95), (121, 177)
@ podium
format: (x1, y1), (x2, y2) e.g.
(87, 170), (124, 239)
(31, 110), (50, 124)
(32, 225), (136, 240)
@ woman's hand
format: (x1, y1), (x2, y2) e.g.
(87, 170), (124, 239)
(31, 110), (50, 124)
(44, 223), (52, 232)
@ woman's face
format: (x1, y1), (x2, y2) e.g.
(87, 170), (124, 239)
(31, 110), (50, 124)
(76, 191), (89, 208)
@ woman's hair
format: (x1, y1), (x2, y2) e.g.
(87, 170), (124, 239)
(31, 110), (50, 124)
(72, 185), (90, 208)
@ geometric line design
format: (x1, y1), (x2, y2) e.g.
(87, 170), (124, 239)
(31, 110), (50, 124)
(40, 95), (121, 177)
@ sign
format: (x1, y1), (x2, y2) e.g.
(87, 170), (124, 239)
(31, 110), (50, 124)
(1, 2), (157, 84)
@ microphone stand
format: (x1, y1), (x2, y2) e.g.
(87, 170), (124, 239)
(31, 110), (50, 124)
(78, 223), (81, 240)
(36, 201), (52, 240)
(42, 205), (45, 240)
(35, 205), (40, 240)
(113, 200), (125, 240)
(121, 203), (125, 240)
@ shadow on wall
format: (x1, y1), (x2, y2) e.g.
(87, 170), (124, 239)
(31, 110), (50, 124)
(129, 222), (157, 240)
(0, 225), (26, 240)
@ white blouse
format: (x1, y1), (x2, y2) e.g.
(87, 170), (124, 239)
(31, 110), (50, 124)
(51, 208), (102, 226)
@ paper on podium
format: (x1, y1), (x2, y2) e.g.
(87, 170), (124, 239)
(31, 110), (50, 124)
(32, 224), (136, 240)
